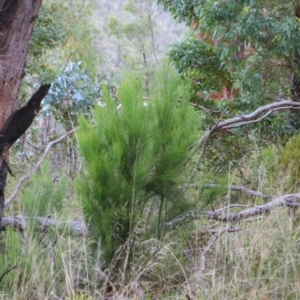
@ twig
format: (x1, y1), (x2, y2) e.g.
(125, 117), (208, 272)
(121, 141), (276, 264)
(49, 292), (63, 300)
(222, 204), (251, 211)
(238, 216), (264, 223)
(184, 107), (229, 194)
(25, 139), (42, 151)
(5, 128), (78, 207)
(189, 225), (240, 297)
(0, 265), (18, 284)
(198, 225), (240, 276)
(222, 109), (273, 129)
(175, 98), (220, 123)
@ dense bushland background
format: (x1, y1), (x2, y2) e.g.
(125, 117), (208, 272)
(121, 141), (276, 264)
(2, 0), (300, 299)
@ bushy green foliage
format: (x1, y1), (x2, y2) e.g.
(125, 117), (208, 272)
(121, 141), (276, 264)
(166, 1), (298, 99)
(161, 1), (300, 105)
(77, 67), (200, 263)
(30, 1), (67, 58)
(157, 0), (300, 172)
(169, 37), (232, 91)
(27, 0), (99, 84)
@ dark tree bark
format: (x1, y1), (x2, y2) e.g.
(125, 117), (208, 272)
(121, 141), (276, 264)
(0, 84), (51, 151)
(0, 1), (47, 228)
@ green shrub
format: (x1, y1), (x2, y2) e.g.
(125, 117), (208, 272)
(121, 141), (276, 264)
(77, 66), (200, 263)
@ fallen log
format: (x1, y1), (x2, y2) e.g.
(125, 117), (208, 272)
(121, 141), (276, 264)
(2, 215), (87, 236)
(204, 193), (300, 222)
(166, 192), (300, 229)
(4, 193), (300, 235)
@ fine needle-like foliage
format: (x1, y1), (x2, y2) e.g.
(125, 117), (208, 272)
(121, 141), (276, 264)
(76, 66), (200, 264)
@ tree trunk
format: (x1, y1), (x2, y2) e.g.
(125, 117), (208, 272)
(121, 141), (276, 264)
(0, 0), (45, 228)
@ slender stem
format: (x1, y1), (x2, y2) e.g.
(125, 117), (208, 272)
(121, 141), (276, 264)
(5, 128), (78, 207)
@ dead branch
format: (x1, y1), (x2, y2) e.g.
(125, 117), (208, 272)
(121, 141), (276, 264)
(3, 193), (300, 237)
(189, 225), (240, 298)
(5, 128), (78, 207)
(0, 84), (51, 155)
(2, 215), (87, 236)
(0, 84), (51, 228)
(185, 107), (229, 193)
(205, 193), (300, 222)
(166, 190), (300, 229)
(191, 99), (300, 152)
(198, 225), (240, 277)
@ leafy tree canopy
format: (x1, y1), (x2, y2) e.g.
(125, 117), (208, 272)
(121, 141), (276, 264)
(42, 61), (101, 129)
(27, 0), (100, 84)
(159, 1), (300, 103)
(157, 0), (300, 170)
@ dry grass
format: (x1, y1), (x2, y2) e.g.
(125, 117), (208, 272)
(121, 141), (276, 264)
(2, 197), (300, 299)
(195, 210), (300, 300)
(2, 146), (300, 299)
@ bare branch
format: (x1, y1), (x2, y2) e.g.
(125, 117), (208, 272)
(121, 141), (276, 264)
(222, 109), (273, 129)
(184, 107), (229, 193)
(197, 225), (240, 276)
(167, 190), (299, 229)
(191, 100), (300, 152)
(4, 193), (299, 237)
(2, 215), (87, 236)
(189, 225), (240, 297)
(5, 128), (78, 207)
(205, 193), (300, 222)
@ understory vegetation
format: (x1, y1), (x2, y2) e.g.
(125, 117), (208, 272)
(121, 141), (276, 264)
(2, 0), (300, 299)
